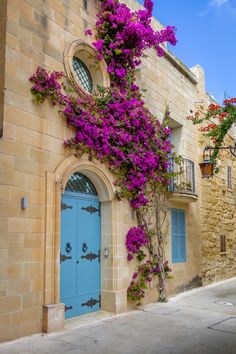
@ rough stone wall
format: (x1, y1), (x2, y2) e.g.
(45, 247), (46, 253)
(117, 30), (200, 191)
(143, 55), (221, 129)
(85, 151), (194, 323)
(200, 136), (236, 284)
(192, 67), (236, 285)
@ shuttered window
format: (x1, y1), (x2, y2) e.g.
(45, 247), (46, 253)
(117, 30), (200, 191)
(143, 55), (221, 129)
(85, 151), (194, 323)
(227, 166), (232, 189)
(220, 235), (226, 253)
(171, 209), (186, 263)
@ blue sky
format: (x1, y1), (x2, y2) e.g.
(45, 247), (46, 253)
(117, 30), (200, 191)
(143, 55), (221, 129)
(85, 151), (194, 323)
(138, 0), (236, 104)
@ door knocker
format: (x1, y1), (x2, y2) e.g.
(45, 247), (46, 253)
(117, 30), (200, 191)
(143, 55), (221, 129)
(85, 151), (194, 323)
(66, 242), (72, 253)
(82, 242), (88, 253)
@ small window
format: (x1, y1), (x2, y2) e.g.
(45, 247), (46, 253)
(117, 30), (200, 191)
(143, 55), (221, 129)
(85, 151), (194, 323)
(72, 57), (93, 93)
(227, 166), (232, 189)
(171, 209), (186, 263)
(220, 235), (226, 253)
(83, 0), (88, 12)
(64, 40), (110, 96)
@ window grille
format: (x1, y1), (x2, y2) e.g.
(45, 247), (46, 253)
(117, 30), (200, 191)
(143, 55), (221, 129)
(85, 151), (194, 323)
(227, 166), (232, 189)
(72, 57), (93, 93)
(168, 158), (195, 194)
(220, 235), (226, 253)
(65, 172), (97, 195)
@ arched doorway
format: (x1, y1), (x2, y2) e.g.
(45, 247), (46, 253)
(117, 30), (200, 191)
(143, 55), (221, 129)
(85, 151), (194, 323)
(60, 172), (101, 319)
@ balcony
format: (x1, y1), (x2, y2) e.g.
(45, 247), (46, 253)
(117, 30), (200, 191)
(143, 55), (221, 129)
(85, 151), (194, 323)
(167, 158), (198, 203)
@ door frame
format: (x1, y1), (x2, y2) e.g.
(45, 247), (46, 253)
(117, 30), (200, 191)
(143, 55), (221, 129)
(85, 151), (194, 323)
(42, 155), (129, 332)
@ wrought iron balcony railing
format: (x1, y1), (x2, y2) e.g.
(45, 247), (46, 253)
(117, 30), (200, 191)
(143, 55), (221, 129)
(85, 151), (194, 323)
(168, 158), (196, 194)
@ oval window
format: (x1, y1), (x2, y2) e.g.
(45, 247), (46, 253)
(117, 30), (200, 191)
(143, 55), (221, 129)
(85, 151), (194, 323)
(72, 57), (93, 94)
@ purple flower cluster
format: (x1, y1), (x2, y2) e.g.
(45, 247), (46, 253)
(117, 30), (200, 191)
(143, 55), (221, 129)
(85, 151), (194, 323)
(150, 260), (171, 275)
(63, 85), (173, 208)
(127, 258), (172, 304)
(91, 0), (176, 86)
(126, 226), (149, 261)
(29, 67), (67, 106)
(30, 65), (172, 208)
(127, 280), (146, 305)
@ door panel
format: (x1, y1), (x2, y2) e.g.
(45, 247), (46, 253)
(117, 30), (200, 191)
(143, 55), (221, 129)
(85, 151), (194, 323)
(60, 197), (77, 299)
(77, 199), (101, 296)
(60, 194), (101, 319)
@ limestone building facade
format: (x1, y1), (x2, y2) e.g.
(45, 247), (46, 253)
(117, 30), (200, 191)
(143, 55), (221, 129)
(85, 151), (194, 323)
(0, 0), (235, 342)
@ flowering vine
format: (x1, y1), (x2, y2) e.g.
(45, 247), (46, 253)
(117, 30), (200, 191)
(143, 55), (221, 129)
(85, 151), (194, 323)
(126, 226), (149, 261)
(30, 0), (176, 304)
(187, 98), (236, 168)
(92, 0), (176, 88)
(128, 259), (171, 305)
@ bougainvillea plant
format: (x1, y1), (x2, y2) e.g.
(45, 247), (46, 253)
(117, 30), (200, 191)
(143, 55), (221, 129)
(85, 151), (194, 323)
(126, 226), (149, 261)
(187, 98), (236, 167)
(30, 0), (176, 304)
(128, 259), (171, 305)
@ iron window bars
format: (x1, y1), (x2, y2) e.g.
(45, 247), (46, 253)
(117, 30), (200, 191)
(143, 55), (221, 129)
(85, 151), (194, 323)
(72, 57), (93, 93)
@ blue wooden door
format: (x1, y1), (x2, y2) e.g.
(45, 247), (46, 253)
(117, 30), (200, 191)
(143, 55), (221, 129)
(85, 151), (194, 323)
(60, 192), (101, 319)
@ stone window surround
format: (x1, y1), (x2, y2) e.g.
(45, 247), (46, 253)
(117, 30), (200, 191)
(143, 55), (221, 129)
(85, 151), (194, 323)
(63, 39), (110, 97)
(42, 154), (127, 332)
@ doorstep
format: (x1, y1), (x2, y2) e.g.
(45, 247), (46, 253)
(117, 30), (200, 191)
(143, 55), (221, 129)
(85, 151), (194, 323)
(65, 310), (115, 330)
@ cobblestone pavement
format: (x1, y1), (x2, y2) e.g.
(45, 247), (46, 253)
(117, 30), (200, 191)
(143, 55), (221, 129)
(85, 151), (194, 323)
(1, 277), (236, 354)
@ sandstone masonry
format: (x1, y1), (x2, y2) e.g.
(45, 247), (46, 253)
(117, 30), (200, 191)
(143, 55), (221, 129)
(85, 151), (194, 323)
(0, 0), (235, 342)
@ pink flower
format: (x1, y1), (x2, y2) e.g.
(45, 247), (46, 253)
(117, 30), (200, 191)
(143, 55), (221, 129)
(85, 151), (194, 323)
(84, 29), (92, 36)
(92, 39), (104, 52)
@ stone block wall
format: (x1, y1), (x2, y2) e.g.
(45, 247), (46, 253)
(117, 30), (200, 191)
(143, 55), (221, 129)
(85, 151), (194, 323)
(137, 50), (202, 294)
(0, 0), (7, 137)
(0, 0), (101, 342)
(0, 0), (202, 340)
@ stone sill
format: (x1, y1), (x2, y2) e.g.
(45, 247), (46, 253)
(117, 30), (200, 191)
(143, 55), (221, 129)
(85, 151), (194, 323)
(166, 192), (198, 203)
(219, 252), (227, 256)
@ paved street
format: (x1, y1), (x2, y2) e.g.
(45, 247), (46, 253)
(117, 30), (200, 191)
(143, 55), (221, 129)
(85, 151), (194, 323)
(1, 277), (236, 354)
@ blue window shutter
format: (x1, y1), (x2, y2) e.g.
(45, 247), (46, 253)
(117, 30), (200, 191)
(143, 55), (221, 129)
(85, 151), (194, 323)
(171, 209), (186, 263)
(171, 210), (179, 262)
(178, 211), (186, 261)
